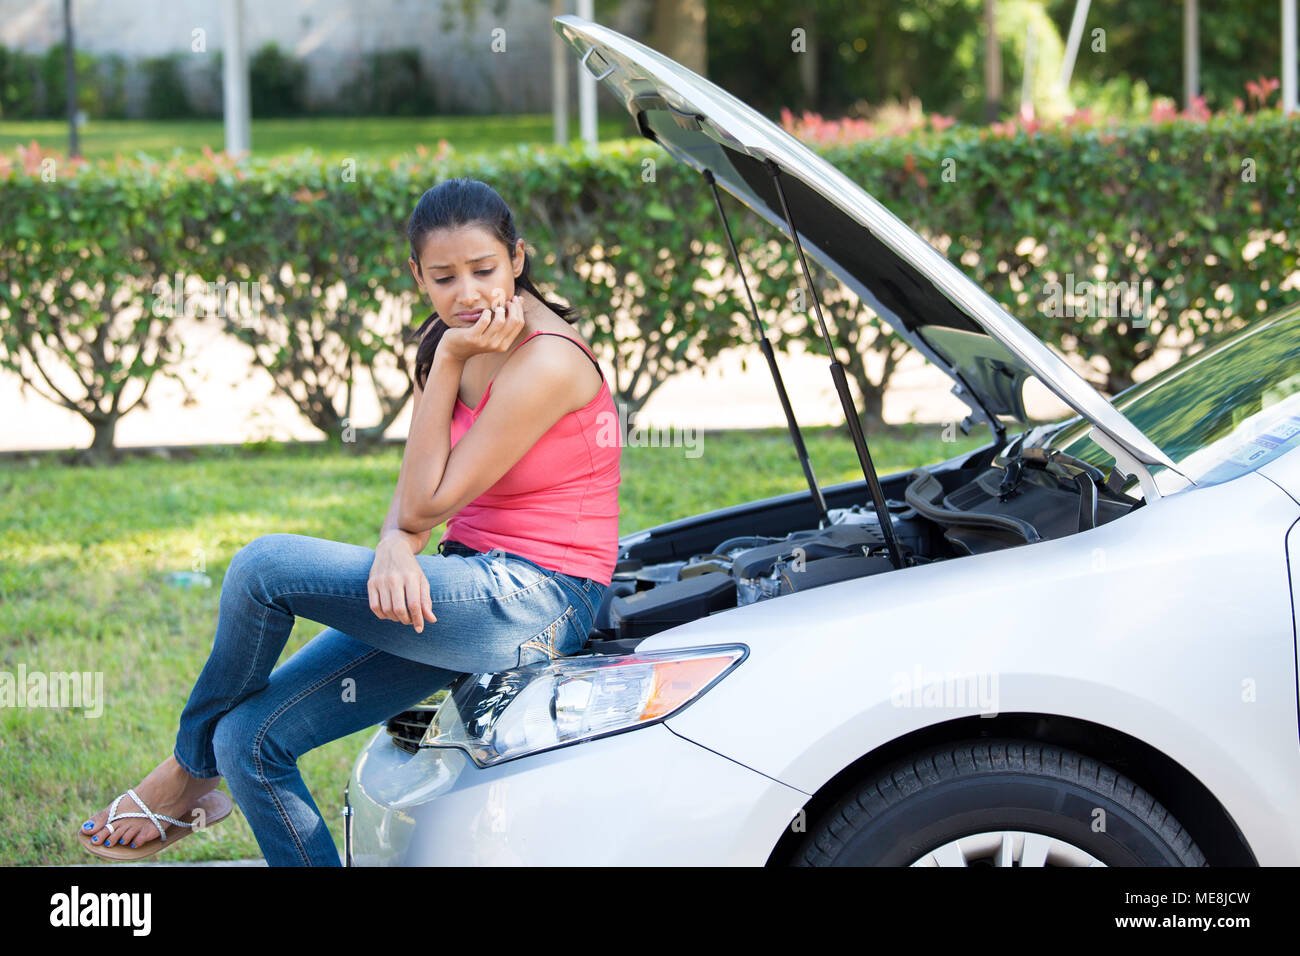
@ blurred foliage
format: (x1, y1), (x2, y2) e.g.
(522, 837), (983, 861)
(1045, 0), (1283, 113)
(708, 0), (987, 118)
(707, 0), (1287, 122)
(0, 43), (125, 120)
(250, 43), (307, 118)
(140, 53), (194, 120)
(334, 48), (439, 117)
(820, 109), (1299, 392)
(2, 109), (1296, 458)
(1, 2), (1287, 123)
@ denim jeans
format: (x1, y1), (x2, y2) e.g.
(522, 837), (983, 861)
(172, 532), (608, 866)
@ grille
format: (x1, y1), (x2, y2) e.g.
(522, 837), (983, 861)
(385, 696), (443, 754)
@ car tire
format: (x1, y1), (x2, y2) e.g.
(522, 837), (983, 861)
(793, 739), (1207, 866)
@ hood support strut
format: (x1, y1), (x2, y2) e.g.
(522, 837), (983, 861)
(703, 168), (832, 530)
(766, 159), (906, 570)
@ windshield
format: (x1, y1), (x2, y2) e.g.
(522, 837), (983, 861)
(1044, 306), (1300, 494)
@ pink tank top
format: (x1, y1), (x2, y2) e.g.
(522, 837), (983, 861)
(444, 330), (621, 585)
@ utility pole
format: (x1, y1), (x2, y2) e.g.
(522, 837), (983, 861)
(1284, 0), (1298, 114)
(577, 0), (597, 146)
(222, 0), (251, 155)
(1184, 0), (1199, 109)
(552, 0), (569, 144)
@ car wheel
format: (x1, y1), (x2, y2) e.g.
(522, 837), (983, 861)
(793, 739), (1206, 866)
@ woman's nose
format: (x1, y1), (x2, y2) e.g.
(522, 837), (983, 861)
(455, 282), (479, 309)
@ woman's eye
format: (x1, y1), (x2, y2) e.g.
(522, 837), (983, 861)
(433, 268), (492, 285)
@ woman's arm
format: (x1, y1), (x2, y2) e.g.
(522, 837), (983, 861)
(378, 378), (435, 554)
(396, 349), (466, 535)
(397, 336), (596, 534)
(379, 477), (431, 554)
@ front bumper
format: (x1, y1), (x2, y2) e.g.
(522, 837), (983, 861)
(346, 721), (809, 865)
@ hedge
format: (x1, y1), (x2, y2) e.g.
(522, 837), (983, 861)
(1, 110), (1297, 457)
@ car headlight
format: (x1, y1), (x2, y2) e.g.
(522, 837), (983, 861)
(419, 644), (748, 767)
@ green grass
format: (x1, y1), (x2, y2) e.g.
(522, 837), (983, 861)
(0, 114), (638, 160)
(0, 424), (986, 865)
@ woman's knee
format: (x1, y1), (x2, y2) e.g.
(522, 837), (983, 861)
(213, 702), (293, 779)
(228, 532), (296, 575)
(223, 533), (307, 597)
(212, 708), (255, 778)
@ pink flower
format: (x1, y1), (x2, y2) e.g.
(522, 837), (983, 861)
(1150, 99), (1179, 122)
(1247, 76), (1280, 109)
(1183, 94), (1211, 121)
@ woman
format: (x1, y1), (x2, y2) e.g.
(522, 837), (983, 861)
(78, 177), (621, 866)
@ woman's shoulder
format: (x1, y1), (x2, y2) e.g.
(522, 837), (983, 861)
(521, 299), (595, 356)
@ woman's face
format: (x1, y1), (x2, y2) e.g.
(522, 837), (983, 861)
(409, 224), (526, 329)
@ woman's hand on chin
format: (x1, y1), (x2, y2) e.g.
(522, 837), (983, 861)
(440, 291), (526, 363)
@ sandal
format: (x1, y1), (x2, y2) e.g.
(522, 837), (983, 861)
(78, 787), (234, 862)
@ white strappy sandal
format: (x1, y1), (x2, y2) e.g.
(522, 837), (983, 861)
(79, 787), (233, 861)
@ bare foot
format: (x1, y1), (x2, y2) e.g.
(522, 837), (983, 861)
(80, 756), (222, 849)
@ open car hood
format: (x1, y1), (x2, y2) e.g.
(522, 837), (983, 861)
(554, 15), (1177, 475)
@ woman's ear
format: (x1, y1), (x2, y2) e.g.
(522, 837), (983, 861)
(512, 238), (525, 278)
(408, 256), (424, 289)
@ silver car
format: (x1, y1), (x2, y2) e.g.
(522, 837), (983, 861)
(345, 15), (1300, 866)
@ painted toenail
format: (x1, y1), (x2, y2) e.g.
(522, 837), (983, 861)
(82, 821), (94, 829)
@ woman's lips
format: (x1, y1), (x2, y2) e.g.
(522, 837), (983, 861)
(454, 309), (484, 318)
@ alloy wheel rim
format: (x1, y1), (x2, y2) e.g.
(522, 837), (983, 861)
(909, 830), (1108, 867)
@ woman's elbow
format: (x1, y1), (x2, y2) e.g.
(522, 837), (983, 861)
(396, 494), (435, 534)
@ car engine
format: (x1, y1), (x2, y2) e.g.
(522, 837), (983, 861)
(592, 450), (1137, 643)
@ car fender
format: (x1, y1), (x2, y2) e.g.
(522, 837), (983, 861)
(649, 472), (1300, 863)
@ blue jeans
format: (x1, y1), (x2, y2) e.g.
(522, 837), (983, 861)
(172, 532), (608, 866)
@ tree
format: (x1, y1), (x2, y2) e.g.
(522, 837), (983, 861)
(648, 0), (708, 75)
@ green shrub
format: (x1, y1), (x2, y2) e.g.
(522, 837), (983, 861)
(2, 112), (1297, 457)
(250, 42), (306, 117)
(361, 48), (436, 117)
(140, 53), (192, 119)
(0, 44), (40, 120)
(37, 43), (111, 118)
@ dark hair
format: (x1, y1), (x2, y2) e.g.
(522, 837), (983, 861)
(405, 177), (578, 391)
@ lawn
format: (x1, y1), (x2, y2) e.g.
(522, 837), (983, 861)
(0, 424), (987, 865)
(0, 114), (638, 161)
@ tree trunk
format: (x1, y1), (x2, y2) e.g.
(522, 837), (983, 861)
(854, 385), (887, 434)
(797, 5), (818, 109)
(649, 0), (707, 75)
(984, 0), (1002, 122)
(85, 414), (120, 464)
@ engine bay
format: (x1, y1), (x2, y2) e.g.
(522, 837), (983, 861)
(589, 442), (1138, 644)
